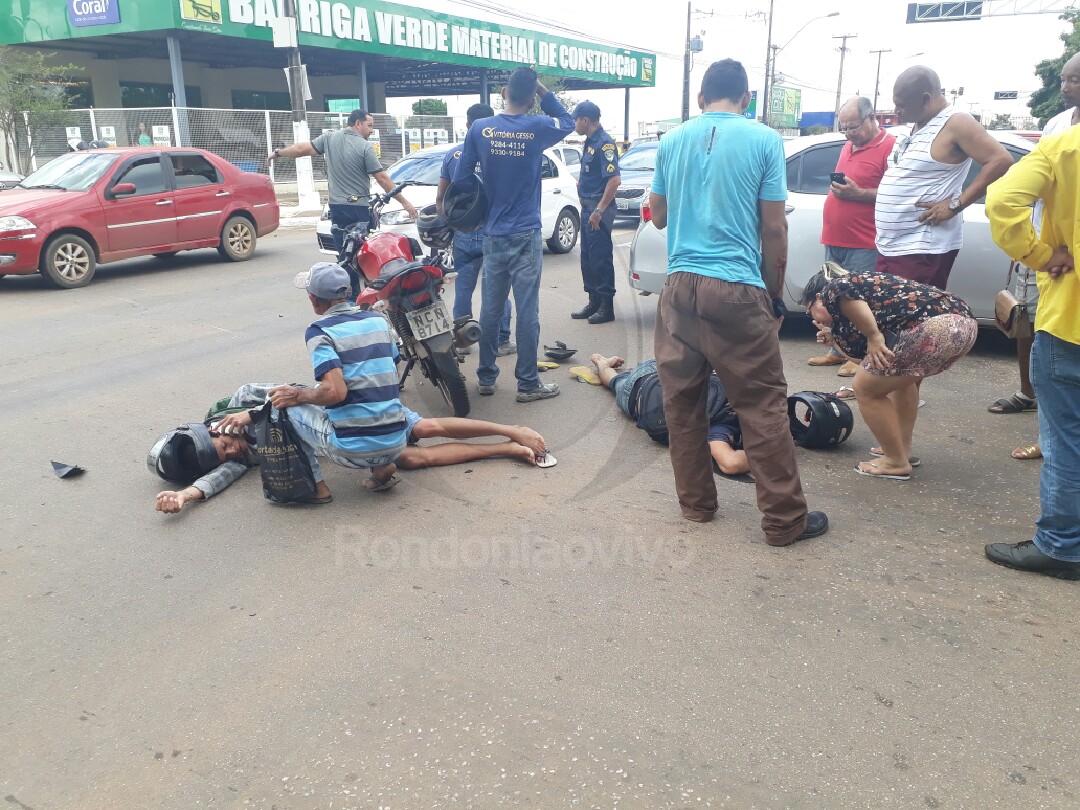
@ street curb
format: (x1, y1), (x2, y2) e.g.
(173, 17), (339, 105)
(277, 216), (321, 229)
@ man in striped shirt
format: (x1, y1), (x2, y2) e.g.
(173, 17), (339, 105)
(875, 66), (1012, 289)
(270, 262), (409, 492)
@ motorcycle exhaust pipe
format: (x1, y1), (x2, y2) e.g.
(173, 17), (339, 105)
(453, 319), (482, 348)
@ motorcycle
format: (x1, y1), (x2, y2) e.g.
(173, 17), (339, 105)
(336, 181), (481, 418)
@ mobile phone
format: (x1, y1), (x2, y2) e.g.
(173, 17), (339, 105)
(830, 172), (846, 184)
(882, 329), (899, 350)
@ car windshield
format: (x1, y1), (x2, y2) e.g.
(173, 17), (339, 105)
(20, 151), (119, 191)
(387, 153), (445, 185)
(620, 145), (657, 171)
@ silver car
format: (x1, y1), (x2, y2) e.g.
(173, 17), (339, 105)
(628, 129), (1034, 323)
(612, 142), (657, 221)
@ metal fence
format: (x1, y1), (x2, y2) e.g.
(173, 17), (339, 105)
(13, 107), (468, 183)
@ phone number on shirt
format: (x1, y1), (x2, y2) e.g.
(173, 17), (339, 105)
(490, 140), (526, 158)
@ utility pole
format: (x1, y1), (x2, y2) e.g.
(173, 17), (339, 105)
(280, 0), (320, 209)
(833, 33), (857, 130)
(762, 0), (776, 126)
(870, 48), (891, 113)
(682, 1), (692, 122)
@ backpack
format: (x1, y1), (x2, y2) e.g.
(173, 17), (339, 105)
(633, 373), (729, 445)
(204, 395), (250, 422)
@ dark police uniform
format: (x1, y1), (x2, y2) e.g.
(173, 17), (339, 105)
(578, 125), (620, 299)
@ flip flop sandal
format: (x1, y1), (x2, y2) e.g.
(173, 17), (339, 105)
(854, 462), (910, 481)
(988, 392), (1037, 414)
(869, 447), (922, 467)
(568, 366), (601, 385)
(535, 451), (558, 468)
(835, 385), (855, 400)
(836, 361), (860, 377)
(1012, 444), (1043, 460)
(365, 475), (401, 493)
(537, 361), (559, 371)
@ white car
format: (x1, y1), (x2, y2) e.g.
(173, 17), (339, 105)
(317, 142), (581, 259)
(549, 144), (583, 178)
(627, 129), (1034, 323)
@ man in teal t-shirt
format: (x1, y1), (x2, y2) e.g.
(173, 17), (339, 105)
(649, 58), (829, 548)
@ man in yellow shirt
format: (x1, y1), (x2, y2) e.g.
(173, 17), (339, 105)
(985, 126), (1080, 579)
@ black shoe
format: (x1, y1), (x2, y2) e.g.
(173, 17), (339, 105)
(985, 540), (1080, 579)
(571, 294), (601, 320)
(768, 511), (829, 546)
(587, 298), (615, 324)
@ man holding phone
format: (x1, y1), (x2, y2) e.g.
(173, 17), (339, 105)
(810, 97), (896, 374)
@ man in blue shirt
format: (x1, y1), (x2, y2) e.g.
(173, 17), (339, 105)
(270, 262), (408, 492)
(649, 59), (829, 547)
(571, 101), (622, 324)
(453, 67), (575, 402)
(436, 103), (514, 358)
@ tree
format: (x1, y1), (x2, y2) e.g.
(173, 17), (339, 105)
(0, 47), (81, 175)
(1029, 9), (1080, 127)
(988, 113), (1015, 130)
(411, 98), (448, 116)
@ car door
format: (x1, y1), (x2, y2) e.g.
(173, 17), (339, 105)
(560, 147), (582, 178)
(783, 141), (845, 306)
(169, 152), (229, 243)
(949, 143), (1029, 321)
(102, 156), (177, 252)
(539, 153), (570, 237)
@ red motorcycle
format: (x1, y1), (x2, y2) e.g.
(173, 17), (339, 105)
(338, 182), (480, 417)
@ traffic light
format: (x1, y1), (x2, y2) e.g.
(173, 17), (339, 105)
(958, 87), (964, 96)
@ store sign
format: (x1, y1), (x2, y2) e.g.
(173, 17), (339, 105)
(68, 0), (121, 27)
(152, 125), (172, 147)
(218, 0), (656, 87)
(769, 86), (802, 129)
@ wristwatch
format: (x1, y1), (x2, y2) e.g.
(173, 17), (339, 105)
(272, 148), (281, 158)
(947, 196), (964, 214)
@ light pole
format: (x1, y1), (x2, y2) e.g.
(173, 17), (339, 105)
(681, 3), (712, 122)
(765, 11), (839, 128)
(833, 33), (858, 130)
(870, 48), (891, 113)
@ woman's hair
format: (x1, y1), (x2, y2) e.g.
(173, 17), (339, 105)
(799, 261), (849, 307)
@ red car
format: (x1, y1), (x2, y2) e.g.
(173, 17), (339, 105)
(0, 147), (279, 288)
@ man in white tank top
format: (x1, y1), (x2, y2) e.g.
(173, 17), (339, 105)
(875, 66), (1013, 289)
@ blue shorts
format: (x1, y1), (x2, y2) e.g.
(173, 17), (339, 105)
(403, 406), (423, 445)
(707, 418), (742, 449)
(610, 359), (658, 418)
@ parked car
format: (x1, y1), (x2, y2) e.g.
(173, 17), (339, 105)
(0, 147), (278, 289)
(550, 144), (583, 178)
(0, 161), (23, 191)
(628, 129), (1033, 324)
(316, 142), (581, 258)
(612, 141), (657, 221)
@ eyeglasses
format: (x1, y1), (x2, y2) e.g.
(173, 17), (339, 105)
(891, 135), (912, 165)
(838, 115), (869, 133)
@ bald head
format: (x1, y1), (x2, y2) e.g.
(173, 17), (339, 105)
(838, 97), (879, 145)
(1061, 53), (1080, 109)
(893, 65), (947, 125)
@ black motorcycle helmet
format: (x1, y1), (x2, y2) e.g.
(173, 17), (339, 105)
(147, 423), (220, 483)
(443, 173), (488, 233)
(787, 391), (854, 449)
(416, 204), (453, 249)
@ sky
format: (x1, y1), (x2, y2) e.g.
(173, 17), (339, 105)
(383, 0), (1074, 136)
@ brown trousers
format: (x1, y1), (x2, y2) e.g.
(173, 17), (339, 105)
(654, 272), (808, 544)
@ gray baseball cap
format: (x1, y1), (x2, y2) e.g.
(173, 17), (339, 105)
(293, 262), (353, 300)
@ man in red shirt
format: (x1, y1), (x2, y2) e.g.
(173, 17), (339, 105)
(809, 97), (896, 374)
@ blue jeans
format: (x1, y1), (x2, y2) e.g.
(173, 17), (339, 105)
(824, 244), (879, 273)
(329, 203), (369, 298)
(478, 230), (543, 392)
(284, 404), (405, 478)
(452, 230), (511, 344)
(1031, 331), (1080, 561)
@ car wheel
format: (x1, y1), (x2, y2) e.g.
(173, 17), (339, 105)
(153, 251), (179, 259)
(40, 234), (96, 289)
(547, 208), (579, 253)
(217, 216), (257, 261)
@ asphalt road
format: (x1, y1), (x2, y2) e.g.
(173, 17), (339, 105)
(1, 226), (1076, 809)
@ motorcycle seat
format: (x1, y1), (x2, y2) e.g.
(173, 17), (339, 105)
(369, 259), (428, 291)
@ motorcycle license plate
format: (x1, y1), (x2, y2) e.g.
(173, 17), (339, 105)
(405, 301), (453, 340)
(616, 199), (629, 210)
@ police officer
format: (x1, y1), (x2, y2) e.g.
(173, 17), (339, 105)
(571, 101), (621, 324)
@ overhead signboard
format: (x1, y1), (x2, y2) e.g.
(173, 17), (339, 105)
(744, 90), (757, 120)
(769, 86), (802, 129)
(994, 90), (1019, 100)
(906, 2), (983, 23)
(0, 0), (657, 88)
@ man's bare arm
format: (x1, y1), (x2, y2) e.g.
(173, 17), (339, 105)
(648, 191), (668, 230)
(268, 142), (319, 163)
(952, 116), (1013, 208)
(373, 170), (418, 217)
(759, 199), (788, 299)
(435, 177), (451, 216)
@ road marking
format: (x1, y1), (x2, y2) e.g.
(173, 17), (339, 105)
(210, 325), (236, 333)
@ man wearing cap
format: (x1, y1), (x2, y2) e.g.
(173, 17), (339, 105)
(571, 101), (621, 325)
(270, 262), (409, 491)
(268, 109), (419, 297)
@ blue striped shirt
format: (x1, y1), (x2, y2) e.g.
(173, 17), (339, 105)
(305, 303), (406, 455)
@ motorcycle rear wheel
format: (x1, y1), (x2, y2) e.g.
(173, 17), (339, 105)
(425, 350), (470, 417)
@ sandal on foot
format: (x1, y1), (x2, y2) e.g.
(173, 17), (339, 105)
(568, 366), (601, 385)
(836, 360), (860, 377)
(988, 392), (1037, 414)
(1012, 444), (1043, 460)
(869, 447), (922, 467)
(854, 461), (910, 481)
(364, 475), (401, 492)
(836, 385), (855, 400)
(535, 452), (558, 468)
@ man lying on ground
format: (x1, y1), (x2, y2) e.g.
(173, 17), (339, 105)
(589, 354), (749, 476)
(150, 383), (551, 514)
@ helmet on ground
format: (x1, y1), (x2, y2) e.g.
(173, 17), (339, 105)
(416, 204), (453, 249)
(147, 423), (220, 483)
(787, 391), (854, 449)
(443, 173), (488, 233)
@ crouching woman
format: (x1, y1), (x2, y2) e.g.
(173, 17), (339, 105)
(801, 270), (978, 480)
